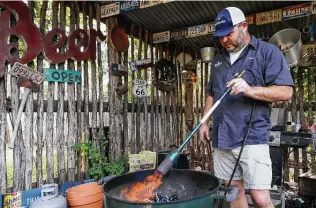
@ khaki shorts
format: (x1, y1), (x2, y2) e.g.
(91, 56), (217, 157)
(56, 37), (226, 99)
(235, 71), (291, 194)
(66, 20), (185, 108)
(213, 144), (272, 190)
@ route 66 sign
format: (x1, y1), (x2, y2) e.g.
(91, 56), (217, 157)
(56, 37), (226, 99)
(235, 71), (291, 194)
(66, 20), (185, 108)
(133, 78), (148, 97)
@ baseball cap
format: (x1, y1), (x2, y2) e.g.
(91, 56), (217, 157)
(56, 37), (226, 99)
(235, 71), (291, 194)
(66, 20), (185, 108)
(213, 7), (246, 37)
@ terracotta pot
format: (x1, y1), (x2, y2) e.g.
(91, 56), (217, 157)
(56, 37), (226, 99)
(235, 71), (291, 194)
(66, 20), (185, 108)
(66, 182), (103, 208)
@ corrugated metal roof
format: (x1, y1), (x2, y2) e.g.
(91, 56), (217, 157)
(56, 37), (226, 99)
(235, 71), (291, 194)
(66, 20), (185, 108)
(99, 1), (311, 48)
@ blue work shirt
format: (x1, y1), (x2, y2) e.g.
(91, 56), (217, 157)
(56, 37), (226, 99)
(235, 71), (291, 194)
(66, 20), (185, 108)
(205, 35), (294, 150)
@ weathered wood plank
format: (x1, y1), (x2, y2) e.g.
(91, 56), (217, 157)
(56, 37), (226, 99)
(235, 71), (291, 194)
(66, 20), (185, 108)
(136, 27), (142, 153)
(82, 1), (90, 176)
(35, 0), (47, 188)
(159, 47), (165, 151)
(75, 1), (84, 180)
(96, 3), (104, 140)
(107, 16), (123, 161)
(123, 46), (129, 155)
(24, 0), (36, 190)
(143, 30), (149, 150)
(154, 44), (160, 152)
(89, 3), (98, 150)
(56, 1), (66, 184)
(130, 24), (136, 154)
(150, 33), (155, 152)
(0, 69), (7, 192)
(67, 2), (77, 182)
(11, 12), (25, 192)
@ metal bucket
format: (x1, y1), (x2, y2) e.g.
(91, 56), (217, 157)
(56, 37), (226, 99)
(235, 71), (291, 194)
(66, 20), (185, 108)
(200, 47), (216, 63)
(268, 28), (302, 68)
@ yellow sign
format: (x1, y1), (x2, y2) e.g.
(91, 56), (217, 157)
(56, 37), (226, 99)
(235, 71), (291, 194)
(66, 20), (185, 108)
(256, 9), (282, 25)
(4, 192), (22, 208)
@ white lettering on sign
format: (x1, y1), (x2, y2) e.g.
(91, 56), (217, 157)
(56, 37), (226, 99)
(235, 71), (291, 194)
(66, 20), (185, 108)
(101, 2), (120, 18)
(188, 24), (208, 38)
(283, 3), (311, 20)
(140, 0), (163, 9)
(133, 78), (148, 97)
(153, 31), (170, 43)
(9, 62), (44, 84)
(256, 9), (282, 25)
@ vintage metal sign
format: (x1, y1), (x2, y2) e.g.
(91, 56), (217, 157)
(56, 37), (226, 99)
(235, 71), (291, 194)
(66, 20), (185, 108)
(188, 24), (209, 38)
(44, 69), (81, 83)
(139, 0), (164, 9)
(246, 15), (255, 25)
(207, 23), (216, 34)
(153, 31), (170, 43)
(9, 62), (44, 84)
(170, 28), (188, 40)
(256, 9), (282, 25)
(120, 1), (140, 13)
(101, 2), (120, 18)
(133, 78), (148, 97)
(312, 2), (316, 14)
(283, 3), (311, 20)
(0, 1), (106, 78)
(129, 58), (152, 71)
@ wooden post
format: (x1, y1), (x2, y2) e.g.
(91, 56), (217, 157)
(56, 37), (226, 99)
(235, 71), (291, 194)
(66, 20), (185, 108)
(107, 16), (124, 161)
(82, 1), (90, 176)
(89, 3), (98, 149)
(75, 1), (84, 180)
(136, 27), (143, 152)
(56, 1), (66, 184)
(143, 30), (149, 150)
(67, 2), (77, 182)
(35, 0), (47, 188)
(0, 68), (7, 192)
(25, 1), (35, 190)
(130, 24), (136, 154)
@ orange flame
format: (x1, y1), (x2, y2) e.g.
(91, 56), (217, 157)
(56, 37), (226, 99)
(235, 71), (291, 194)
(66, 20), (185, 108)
(120, 172), (163, 203)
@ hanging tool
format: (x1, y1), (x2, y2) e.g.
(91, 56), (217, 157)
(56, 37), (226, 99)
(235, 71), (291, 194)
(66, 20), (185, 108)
(156, 70), (246, 175)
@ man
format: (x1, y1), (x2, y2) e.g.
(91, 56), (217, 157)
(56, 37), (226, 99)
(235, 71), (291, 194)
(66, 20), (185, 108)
(199, 7), (294, 208)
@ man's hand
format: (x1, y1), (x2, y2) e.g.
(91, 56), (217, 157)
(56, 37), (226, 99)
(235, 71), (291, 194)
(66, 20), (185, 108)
(226, 78), (251, 96)
(199, 123), (211, 145)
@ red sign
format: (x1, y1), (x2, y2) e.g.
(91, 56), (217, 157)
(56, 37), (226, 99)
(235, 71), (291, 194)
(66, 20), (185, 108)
(0, 1), (106, 78)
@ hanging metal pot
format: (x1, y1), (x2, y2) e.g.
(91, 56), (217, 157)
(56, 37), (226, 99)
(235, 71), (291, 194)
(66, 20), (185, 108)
(268, 28), (302, 68)
(200, 47), (216, 63)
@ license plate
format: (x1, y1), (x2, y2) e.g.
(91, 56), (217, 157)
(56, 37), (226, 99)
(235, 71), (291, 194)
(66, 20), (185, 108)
(9, 62), (44, 84)
(101, 2), (120, 18)
(188, 24), (208, 38)
(256, 9), (282, 25)
(153, 31), (170, 44)
(283, 3), (311, 20)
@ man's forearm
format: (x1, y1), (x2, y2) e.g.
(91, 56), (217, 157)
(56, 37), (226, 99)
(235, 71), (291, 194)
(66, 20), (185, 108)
(245, 85), (293, 103)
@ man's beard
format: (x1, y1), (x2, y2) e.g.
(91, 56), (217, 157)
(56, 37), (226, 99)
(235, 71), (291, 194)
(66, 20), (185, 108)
(226, 29), (246, 53)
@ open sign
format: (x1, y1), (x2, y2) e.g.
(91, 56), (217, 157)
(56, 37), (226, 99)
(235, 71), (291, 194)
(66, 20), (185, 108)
(44, 68), (81, 83)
